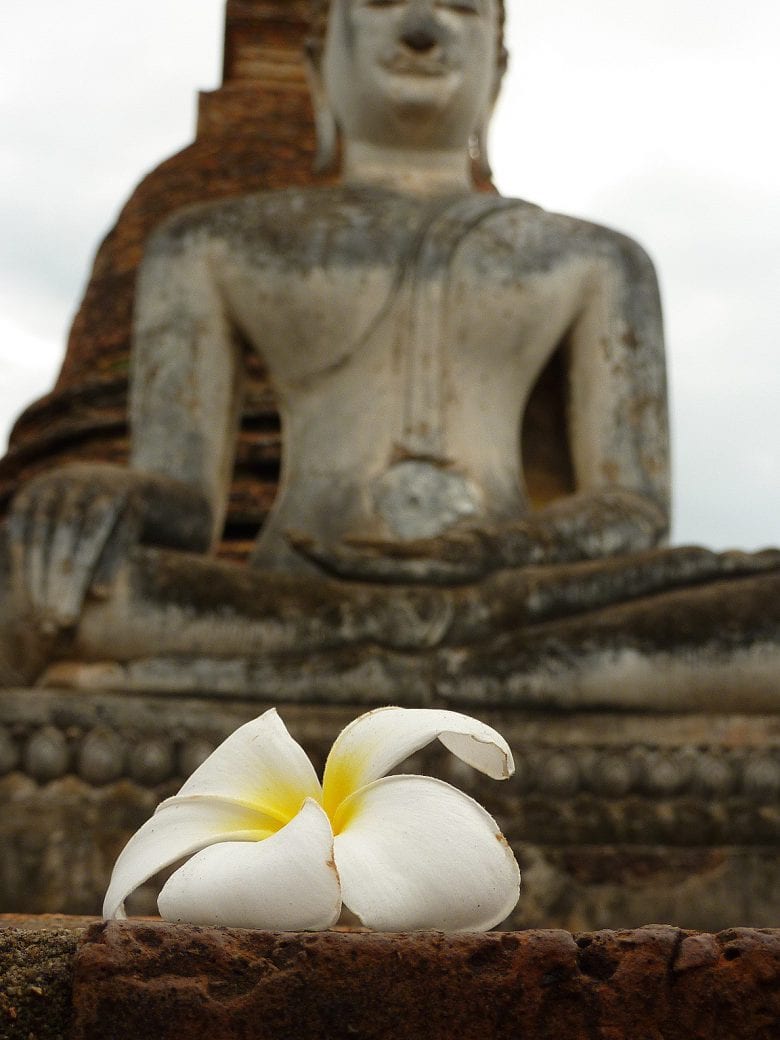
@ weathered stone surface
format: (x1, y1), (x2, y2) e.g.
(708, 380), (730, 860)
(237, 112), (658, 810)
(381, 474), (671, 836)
(67, 922), (780, 1040)
(0, 915), (96, 931)
(0, 926), (82, 1039)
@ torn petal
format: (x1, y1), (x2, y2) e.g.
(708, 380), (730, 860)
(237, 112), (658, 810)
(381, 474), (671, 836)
(334, 775), (520, 932)
(323, 707), (514, 815)
(158, 799), (342, 931)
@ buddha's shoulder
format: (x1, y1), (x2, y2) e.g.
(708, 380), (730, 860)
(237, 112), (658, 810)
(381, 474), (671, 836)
(144, 187), (428, 251)
(475, 197), (657, 274)
(143, 187), (657, 279)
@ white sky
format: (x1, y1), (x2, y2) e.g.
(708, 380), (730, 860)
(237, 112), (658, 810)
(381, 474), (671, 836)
(1, 0), (778, 549)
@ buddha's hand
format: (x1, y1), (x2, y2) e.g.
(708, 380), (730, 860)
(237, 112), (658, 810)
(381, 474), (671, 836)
(289, 490), (668, 585)
(288, 527), (525, 586)
(8, 464), (212, 634)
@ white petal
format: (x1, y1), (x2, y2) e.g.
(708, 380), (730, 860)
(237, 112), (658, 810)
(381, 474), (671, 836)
(103, 796), (277, 920)
(333, 774), (520, 932)
(158, 799), (341, 930)
(322, 707), (514, 815)
(177, 708), (322, 821)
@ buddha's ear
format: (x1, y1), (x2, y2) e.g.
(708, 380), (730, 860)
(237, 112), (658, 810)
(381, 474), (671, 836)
(304, 39), (339, 174)
(470, 122), (493, 182)
(470, 98), (498, 182)
(472, 56), (506, 184)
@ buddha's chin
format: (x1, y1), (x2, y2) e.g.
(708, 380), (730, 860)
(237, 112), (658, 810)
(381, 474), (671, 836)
(380, 89), (465, 143)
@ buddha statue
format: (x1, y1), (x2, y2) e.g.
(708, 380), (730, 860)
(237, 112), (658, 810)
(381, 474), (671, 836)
(1, 0), (778, 706)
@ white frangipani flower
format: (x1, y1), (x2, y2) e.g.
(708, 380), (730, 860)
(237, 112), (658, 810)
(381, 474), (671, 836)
(103, 706), (520, 931)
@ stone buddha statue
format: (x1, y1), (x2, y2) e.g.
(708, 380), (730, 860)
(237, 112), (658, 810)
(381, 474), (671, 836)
(1, 0), (778, 705)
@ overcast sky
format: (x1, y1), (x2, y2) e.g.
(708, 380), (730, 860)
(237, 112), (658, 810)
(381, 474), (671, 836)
(1, 0), (778, 550)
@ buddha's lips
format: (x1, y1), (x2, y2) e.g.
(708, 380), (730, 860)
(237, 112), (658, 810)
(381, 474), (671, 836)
(384, 57), (449, 77)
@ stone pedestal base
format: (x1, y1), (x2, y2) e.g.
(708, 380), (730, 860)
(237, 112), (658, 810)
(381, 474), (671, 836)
(1, 688), (779, 929)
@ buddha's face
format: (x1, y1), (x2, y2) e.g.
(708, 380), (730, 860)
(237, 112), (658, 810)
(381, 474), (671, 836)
(323, 0), (498, 150)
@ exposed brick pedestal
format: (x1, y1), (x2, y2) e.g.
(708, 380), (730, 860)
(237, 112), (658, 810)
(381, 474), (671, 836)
(2, 919), (779, 1039)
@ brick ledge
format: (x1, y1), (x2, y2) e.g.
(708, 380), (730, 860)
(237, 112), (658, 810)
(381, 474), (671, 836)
(2, 919), (779, 1039)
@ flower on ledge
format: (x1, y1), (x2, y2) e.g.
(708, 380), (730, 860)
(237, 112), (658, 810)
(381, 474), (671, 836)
(103, 706), (521, 932)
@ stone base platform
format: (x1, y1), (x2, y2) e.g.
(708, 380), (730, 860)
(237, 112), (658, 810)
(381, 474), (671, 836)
(1, 688), (780, 929)
(1, 919), (779, 1039)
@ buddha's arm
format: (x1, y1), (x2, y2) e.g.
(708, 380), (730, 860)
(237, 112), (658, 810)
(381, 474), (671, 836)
(6, 221), (242, 632)
(546, 232), (670, 554)
(130, 221), (244, 550)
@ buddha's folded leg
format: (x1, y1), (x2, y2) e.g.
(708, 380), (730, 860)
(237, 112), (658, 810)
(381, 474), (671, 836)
(481, 543), (780, 633)
(12, 539), (780, 707)
(446, 566), (780, 711)
(70, 546), (464, 662)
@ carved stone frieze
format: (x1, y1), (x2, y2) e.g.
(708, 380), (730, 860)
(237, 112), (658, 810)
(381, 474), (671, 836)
(2, 689), (779, 926)
(2, 689), (779, 843)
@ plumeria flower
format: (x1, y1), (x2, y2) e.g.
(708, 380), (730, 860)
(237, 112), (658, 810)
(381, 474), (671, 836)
(103, 706), (520, 931)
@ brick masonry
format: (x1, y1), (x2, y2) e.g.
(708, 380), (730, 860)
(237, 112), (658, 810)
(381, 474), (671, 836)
(1, 919), (779, 1039)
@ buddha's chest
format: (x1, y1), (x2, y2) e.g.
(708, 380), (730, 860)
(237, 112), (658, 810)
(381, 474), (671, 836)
(221, 194), (585, 390)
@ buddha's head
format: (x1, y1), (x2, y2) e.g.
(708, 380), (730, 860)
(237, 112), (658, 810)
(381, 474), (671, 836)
(307, 0), (507, 177)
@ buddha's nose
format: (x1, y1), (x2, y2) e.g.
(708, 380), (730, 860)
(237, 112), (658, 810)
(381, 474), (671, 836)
(400, 13), (441, 53)
(402, 25), (437, 52)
